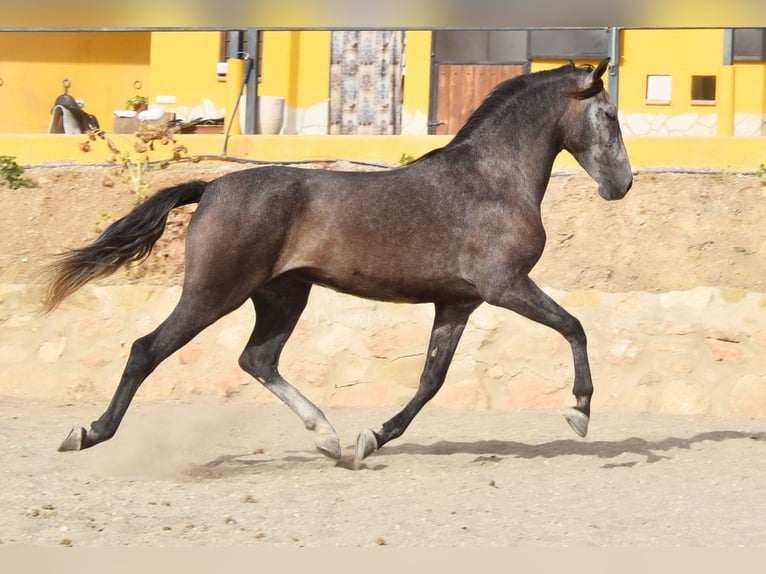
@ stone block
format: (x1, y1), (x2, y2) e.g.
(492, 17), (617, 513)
(658, 381), (711, 415)
(704, 338), (745, 362)
(432, 378), (490, 411)
(329, 381), (390, 408)
(606, 333), (642, 365)
(499, 371), (563, 411)
(179, 342), (204, 366)
(729, 375), (766, 418)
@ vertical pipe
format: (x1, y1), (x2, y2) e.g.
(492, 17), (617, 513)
(225, 56), (245, 135)
(608, 27), (620, 107)
(245, 28), (260, 134)
(719, 29), (735, 137)
(427, 32), (439, 135)
(723, 29), (734, 66)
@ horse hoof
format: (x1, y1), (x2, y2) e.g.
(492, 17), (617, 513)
(353, 429), (378, 470)
(316, 436), (342, 461)
(58, 427), (86, 452)
(564, 408), (589, 438)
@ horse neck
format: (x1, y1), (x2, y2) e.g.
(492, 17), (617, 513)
(457, 95), (567, 206)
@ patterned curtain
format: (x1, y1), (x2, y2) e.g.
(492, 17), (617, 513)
(329, 31), (404, 135)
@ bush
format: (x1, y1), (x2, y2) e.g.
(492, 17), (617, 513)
(0, 156), (36, 189)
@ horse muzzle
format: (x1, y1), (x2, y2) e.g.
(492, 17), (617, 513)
(599, 175), (632, 201)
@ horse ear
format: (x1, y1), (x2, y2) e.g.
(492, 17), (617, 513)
(567, 59), (576, 68)
(591, 58), (610, 81)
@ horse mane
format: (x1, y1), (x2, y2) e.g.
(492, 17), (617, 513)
(405, 62), (603, 165)
(566, 77), (604, 100)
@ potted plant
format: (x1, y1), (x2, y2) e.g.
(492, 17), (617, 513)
(125, 94), (149, 113)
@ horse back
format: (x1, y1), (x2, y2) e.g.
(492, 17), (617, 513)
(189, 164), (483, 303)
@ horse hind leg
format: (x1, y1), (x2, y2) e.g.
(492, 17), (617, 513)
(353, 301), (480, 469)
(59, 295), (235, 451)
(239, 278), (341, 460)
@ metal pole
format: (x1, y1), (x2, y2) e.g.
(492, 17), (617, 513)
(608, 27), (620, 107)
(244, 28), (259, 134)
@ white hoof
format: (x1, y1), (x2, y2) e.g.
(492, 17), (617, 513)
(316, 436), (342, 460)
(564, 408), (589, 438)
(353, 429), (378, 470)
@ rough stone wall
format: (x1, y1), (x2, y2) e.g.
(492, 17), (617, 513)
(2, 283), (765, 418)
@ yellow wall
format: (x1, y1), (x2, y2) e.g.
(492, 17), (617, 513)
(1, 29), (762, 140)
(148, 31), (227, 112)
(402, 31), (433, 127)
(0, 29), (432, 136)
(620, 29), (724, 112)
(259, 31), (293, 101)
(617, 29), (766, 136)
(2, 133), (763, 173)
(0, 31), (150, 132)
(733, 62), (766, 114)
(291, 31), (332, 110)
(530, 59), (602, 73)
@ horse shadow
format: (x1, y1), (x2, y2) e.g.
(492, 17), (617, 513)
(381, 429), (763, 467)
(187, 430), (762, 476)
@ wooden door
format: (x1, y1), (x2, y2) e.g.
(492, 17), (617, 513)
(433, 64), (525, 135)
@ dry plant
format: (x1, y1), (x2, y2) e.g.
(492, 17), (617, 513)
(79, 121), (193, 204)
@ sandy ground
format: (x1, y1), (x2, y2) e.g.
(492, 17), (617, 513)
(1, 161), (765, 547)
(2, 162), (765, 293)
(1, 397), (764, 547)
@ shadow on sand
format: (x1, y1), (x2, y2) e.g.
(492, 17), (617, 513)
(384, 430), (763, 466)
(187, 430), (762, 476)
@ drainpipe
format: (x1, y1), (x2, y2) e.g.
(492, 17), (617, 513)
(607, 27), (620, 107)
(225, 57), (245, 136)
(244, 28), (260, 134)
(719, 29), (735, 136)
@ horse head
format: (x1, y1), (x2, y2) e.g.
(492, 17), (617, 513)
(562, 59), (633, 201)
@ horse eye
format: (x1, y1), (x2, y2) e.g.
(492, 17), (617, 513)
(604, 110), (617, 121)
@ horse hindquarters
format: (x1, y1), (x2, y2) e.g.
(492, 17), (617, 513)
(59, 175), (289, 451)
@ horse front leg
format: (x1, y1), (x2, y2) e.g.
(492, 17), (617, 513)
(484, 275), (593, 437)
(353, 301), (480, 468)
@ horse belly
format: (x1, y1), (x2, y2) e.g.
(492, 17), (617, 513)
(289, 264), (479, 304)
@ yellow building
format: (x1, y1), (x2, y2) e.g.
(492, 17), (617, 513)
(0, 28), (763, 168)
(0, 30), (433, 136)
(618, 28), (766, 137)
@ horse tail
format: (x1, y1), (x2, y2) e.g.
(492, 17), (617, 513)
(42, 180), (208, 313)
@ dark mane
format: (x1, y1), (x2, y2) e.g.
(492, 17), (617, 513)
(566, 78), (604, 100)
(406, 63), (601, 165)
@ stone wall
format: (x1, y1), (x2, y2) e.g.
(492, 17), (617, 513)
(1, 283), (765, 418)
(620, 112), (766, 137)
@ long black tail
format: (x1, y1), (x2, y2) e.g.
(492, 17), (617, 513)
(42, 180), (207, 313)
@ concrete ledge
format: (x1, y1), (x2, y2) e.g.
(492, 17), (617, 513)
(2, 283), (765, 418)
(2, 134), (764, 172)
